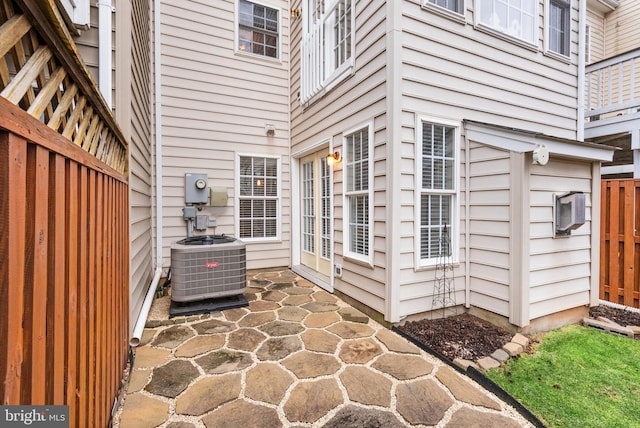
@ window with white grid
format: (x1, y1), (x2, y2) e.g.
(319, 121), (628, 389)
(425, 0), (464, 14)
(344, 126), (371, 261)
(238, 0), (279, 59)
(302, 160), (315, 253)
(321, 157), (331, 260)
(418, 120), (458, 263)
(238, 155), (279, 240)
(477, 0), (537, 44)
(300, 0), (354, 102)
(547, 0), (570, 57)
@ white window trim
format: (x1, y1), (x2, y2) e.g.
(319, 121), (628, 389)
(300, 0), (356, 104)
(235, 0), (282, 62)
(343, 122), (374, 266)
(544, 0), (571, 61)
(473, 0), (539, 50)
(235, 153), (282, 242)
(421, 0), (467, 24)
(414, 116), (460, 269)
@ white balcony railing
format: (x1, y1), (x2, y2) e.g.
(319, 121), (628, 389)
(585, 48), (640, 122)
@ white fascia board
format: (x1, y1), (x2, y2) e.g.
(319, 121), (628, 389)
(464, 120), (615, 162)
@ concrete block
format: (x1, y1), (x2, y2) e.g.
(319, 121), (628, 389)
(596, 316), (620, 326)
(503, 342), (523, 357)
(477, 357), (501, 371)
(511, 333), (529, 348)
(583, 317), (634, 338)
(490, 349), (510, 363)
(453, 358), (478, 371)
(627, 325), (640, 336)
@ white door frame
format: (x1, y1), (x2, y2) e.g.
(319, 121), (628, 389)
(291, 139), (334, 292)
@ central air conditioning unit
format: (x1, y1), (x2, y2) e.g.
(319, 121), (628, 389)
(170, 235), (246, 302)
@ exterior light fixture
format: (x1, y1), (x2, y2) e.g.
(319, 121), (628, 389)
(327, 150), (341, 166)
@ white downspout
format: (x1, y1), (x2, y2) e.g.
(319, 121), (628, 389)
(130, 0), (163, 347)
(464, 132), (471, 308)
(98, 0), (112, 107)
(577, 0), (586, 142)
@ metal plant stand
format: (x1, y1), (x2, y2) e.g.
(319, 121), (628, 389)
(431, 225), (458, 319)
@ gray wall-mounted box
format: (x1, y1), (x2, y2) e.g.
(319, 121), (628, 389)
(555, 192), (586, 236)
(185, 173), (209, 204)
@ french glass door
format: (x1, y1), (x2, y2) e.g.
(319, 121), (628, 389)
(300, 150), (331, 277)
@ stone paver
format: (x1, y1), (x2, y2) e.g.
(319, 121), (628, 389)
(152, 325), (195, 349)
(435, 366), (501, 410)
(195, 350), (252, 374)
(396, 379), (453, 425)
(338, 307), (369, 323)
(119, 393), (169, 428)
(339, 338), (382, 363)
(145, 360), (199, 398)
(227, 328), (266, 351)
(376, 328), (421, 354)
(340, 366), (392, 406)
(277, 306), (308, 322)
(491, 348), (510, 363)
(175, 374), (241, 416)
(202, 400), (281, 428)
(175, 335), (225, 357)
(116, 268), (532, 428)
(300, 329), (341, 353)
(237, 311), (276, 327)
(191, 319), (234, 335)
(304, 312), (340, 328)
(503, 341), (524, 357)
(133, 346), (171, 368)
(244, 363), (294, 404)
(446, 407), (524, 428)
(372, 353), (433, 380)
(256, 336), (302, 361)
(284, 379), (343, 423)
(324, 406), (405, 428)
(328, 321), (374, 338)
(282, 351), (341, 378)
(478, 356), (501, 370)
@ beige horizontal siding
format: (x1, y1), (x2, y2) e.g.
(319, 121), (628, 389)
(468, 143), (511, 317)
(527, 158), (593, 320)
(160, 0), (291, 269)
(604, 0), (640, 57)
(401, 0), (580, 140)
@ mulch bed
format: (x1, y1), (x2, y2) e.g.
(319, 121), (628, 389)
(396, 305), (640, 362)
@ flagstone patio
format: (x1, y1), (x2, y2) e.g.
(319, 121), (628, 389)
(114, 268), (533, 427)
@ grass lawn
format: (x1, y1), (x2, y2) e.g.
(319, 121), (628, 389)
(486, 324), (640, 428)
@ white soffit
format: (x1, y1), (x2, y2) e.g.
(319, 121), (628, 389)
(464, 120), (616, 162)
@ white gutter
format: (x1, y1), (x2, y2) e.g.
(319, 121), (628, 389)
(130, 0), (164, 347)
(98, 0), (112, 107)
(577, 0), (586, 142)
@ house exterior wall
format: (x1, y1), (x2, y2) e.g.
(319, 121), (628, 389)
(122, 0), (154, 330)
(586, 8), (605, 63)
(603, 0), (640, 57)
(528, 158), (593, 320)
(290, 0), (389, 315)
(467, 143), (511, 317)
(158, 0), (291, 268)
(394, 0), (583, 321)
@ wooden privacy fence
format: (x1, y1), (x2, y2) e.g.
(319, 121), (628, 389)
(600, 179), (640, 308)
(0, 0), (130, 426)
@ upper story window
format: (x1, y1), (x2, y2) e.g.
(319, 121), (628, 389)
(426, 0), (464, 14)
(301, 0), (355, 103)
(237, 155), (280, 240)
(238, 0), (279, 59)
(477, 0), (537, 45)
(547, 0), (570, 57)
(416, 119), (459, 266)
(344, 124), (372, 263)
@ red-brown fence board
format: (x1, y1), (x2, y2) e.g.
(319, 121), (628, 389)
(0, 108), (129, 427)
(601, 179), (640, 308)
